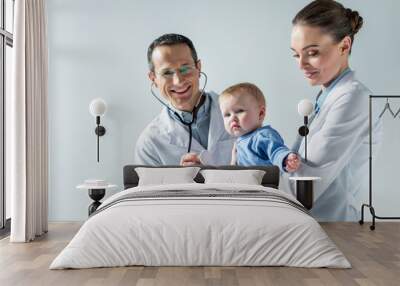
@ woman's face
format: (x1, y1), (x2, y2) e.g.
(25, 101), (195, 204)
(291, 25), (350, 87)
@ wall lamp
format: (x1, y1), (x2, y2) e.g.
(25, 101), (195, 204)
(89, 98), (107, 162)
(297, 99), (313, 162)
(291, 99), (319, 211)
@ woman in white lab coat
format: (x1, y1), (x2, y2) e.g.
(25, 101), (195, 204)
(288, 0), (382, 221)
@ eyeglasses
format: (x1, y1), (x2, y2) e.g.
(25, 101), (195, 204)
(155, 65), (197, 80)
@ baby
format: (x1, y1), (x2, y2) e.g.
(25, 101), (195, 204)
(219, 82), (300, 172)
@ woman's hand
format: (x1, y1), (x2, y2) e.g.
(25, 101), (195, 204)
(285, 153), (300, 172)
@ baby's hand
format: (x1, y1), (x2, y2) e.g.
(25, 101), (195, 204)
(285, 153), (300, 173)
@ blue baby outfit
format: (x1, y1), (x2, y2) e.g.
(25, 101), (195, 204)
(236, 125), (291, 172)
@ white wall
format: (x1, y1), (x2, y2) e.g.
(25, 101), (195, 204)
(47, 0), (400, 221)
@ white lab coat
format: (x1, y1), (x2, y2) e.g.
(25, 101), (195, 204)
(134, 91), (235, 165)
(283, 71), (383, 221)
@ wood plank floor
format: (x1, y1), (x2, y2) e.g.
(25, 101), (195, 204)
(0, 222), (399, 286)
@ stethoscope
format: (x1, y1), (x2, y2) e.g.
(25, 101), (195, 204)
(150, 71), (208, 153)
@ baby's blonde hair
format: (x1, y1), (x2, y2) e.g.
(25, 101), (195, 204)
(220, 82), (266, 106)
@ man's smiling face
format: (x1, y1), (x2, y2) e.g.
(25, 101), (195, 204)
(149, 43), (201, 112)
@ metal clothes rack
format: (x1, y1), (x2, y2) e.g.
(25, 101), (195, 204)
(359, 95), (400, 230)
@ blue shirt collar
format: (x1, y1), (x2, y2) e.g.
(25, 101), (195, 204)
(315, 68), (352, 113)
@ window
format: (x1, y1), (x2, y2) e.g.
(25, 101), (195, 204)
(0, 0), (14, 234)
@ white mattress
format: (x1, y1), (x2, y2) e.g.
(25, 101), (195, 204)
(50, 183), (350, 269)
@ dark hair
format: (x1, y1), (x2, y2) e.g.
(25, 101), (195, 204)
(292, 0), (363, 52)
(147, 33), (198, 72)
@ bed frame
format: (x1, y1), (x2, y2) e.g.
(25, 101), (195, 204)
(123, 165), (280, 189)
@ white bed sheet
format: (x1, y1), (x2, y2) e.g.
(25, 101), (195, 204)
(50, 183), (350, 269)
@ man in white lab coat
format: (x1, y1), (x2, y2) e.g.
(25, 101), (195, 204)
(134, 34), (234, 165)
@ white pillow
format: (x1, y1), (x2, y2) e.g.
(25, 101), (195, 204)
(135, 167), (200, 186)
(200, 169), (266, 185)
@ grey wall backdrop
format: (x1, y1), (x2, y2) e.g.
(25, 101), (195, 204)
(47, 0), (400, 221)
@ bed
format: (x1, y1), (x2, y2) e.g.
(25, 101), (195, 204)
(50, 165), (350, 269)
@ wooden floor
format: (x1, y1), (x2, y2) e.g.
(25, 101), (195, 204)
(0, 222), (399, 286)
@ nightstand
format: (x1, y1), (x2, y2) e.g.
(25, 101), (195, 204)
(77, 180), (117, 216)
(289, 177), (320, 210)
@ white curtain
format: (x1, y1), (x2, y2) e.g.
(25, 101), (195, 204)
(9, 0), (48, 242)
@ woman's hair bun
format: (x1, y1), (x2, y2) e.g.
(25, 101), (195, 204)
(346, 8), (363, 35)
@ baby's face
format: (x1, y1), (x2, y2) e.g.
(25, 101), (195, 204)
(219, 94), (265, 137)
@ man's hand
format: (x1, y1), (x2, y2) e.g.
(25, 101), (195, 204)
(180, 152), (202, 166)
(285, 153), (300, 173)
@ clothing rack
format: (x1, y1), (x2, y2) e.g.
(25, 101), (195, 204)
(359, 95), (400, 230)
